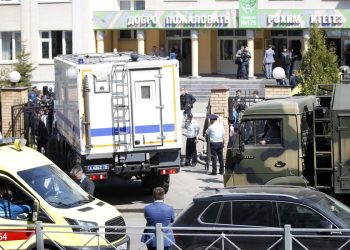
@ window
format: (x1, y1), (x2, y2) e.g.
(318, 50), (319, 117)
(119, 30), (137, 39)
(119, 0), (145, 10)
(0, 176), (34, 220)
(277, 202), (329, 228)
(0, 32), (21, 61)
(200, 202), (221, 223)
(135, 0), (144, 10)
(40, 31), (72, 60)
(0, 0), (21, 3)
(141, 86), (150, 99)
(232, 201), (274, 227)
(240, 119), (282, 145)
(120, 0), (130, 10)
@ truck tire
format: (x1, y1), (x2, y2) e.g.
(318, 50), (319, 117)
(142, 172), (170, 193)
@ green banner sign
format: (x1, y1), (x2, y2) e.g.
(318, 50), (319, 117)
(239, 0), (259, 28)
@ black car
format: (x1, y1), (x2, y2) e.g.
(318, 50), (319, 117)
(172, 186), (350, 250)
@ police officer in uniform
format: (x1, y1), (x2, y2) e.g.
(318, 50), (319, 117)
(205, 114), (225, 175)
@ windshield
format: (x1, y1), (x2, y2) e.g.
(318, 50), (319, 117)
(313, 194), (350, 227)
(18, 165), (91, 208)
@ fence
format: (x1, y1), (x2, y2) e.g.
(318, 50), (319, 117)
(11, 102), (53, 151)
(2, 222), (350, 250)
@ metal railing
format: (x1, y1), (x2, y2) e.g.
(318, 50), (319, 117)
(2, 221), (350, 250)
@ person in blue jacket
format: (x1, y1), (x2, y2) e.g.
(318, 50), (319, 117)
(0, 184), (31, 219)
(141, 187), (175, 250)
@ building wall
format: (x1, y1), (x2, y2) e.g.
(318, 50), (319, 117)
(198, 30), (212, 74)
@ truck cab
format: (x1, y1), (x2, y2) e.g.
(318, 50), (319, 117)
(224, 96), (315, 187)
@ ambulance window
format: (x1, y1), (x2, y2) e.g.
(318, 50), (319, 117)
(0, 177), (34, 221)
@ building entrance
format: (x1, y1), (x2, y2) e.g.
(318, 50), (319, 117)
(217, 30), (247, 75)
(166, 30), (192, 75)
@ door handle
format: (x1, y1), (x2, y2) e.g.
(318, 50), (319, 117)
(275, 161), (286, 168)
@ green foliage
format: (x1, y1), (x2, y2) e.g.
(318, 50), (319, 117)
(0, 44), (35, 87)
(298, 26), (339, 95)
(13, 45), (35, 87)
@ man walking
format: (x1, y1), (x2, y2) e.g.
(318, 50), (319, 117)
(180, 88), (196, 118)
(184, 114), (200, 166)
(205, 114), (225, 175)
(141, 187), (175, 250)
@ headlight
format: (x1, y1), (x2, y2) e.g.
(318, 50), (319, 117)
(65, 218), (98, 232)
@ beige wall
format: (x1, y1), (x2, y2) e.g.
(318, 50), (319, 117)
(211, 30), (218, 74)
(254, 30), (265, 75)
(118, 40), (137, 52)
(145, 30), (160, 55)
(198, 30), (212, 74)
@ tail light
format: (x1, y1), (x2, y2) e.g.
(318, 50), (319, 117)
(88, 173), (108, 181)
(158, 168), (180, 175)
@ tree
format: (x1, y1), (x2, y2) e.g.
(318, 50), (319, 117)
(298, 26), (339, 95)
(12, 44), (35, 87)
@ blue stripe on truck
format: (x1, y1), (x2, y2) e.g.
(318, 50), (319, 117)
(91, 124), (175, 137)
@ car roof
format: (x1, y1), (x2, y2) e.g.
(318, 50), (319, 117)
(0, 145), (51, 174)
(193, 185), (324, 204)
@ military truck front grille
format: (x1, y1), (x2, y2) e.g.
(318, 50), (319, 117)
(105, 216), (126, 243)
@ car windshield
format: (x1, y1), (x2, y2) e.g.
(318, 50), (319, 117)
(18, 165), (91, 208)
(313, 194), (350, 227)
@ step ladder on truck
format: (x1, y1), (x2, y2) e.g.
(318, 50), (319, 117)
(48, 53), (182, 192)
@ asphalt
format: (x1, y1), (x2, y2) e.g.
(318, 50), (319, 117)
(114, 101), (224, 212)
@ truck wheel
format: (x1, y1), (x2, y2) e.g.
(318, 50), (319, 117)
(152, 174), (170, 193)
(141, 173), (170, 193)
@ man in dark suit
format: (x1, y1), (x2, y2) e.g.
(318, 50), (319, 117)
(141, 187), (175, 250)
(70, 165), (95, 196)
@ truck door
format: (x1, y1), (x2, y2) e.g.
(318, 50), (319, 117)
(234, 118), (289, 185)
(130, 69), (163, 148)
(337, 116), (350, 191)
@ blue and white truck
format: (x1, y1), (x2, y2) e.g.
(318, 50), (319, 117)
(48, 52), (182, 192)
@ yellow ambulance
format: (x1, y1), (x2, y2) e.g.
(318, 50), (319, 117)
(0, 140), (129, 249)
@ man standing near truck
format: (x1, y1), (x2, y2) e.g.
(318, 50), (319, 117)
(70, 165), (95, 196)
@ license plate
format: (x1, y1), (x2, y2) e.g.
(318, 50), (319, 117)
(86, 164), (110, 172)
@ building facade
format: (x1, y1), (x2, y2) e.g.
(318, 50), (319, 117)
(1, 0), (350, 83)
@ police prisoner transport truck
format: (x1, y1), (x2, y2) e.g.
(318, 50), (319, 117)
(47, 53), (182, 192)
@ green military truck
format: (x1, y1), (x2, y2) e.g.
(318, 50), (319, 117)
(224, 83), (350, 195)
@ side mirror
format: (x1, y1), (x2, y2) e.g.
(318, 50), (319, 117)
(320, 220), (333, 229)
(32, 200), (39, 221)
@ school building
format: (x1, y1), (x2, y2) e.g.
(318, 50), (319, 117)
(1, 0), (350, 83)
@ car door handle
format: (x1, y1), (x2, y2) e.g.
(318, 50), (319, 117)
(275, 161), (286, 168)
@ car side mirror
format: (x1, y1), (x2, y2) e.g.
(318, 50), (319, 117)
(32, 200), (39, 221)
(320, 220), (333, 229)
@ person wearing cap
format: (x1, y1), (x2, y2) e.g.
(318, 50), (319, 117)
(184, 113), (200, 166)
(70, 165), (95, 196)
(205, 114), (225, 175)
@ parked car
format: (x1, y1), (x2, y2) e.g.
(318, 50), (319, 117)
(172, 186), (350, 250)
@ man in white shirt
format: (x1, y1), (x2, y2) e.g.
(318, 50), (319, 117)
(205, 114), (225, 175)
(184, 114), (200, 166)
